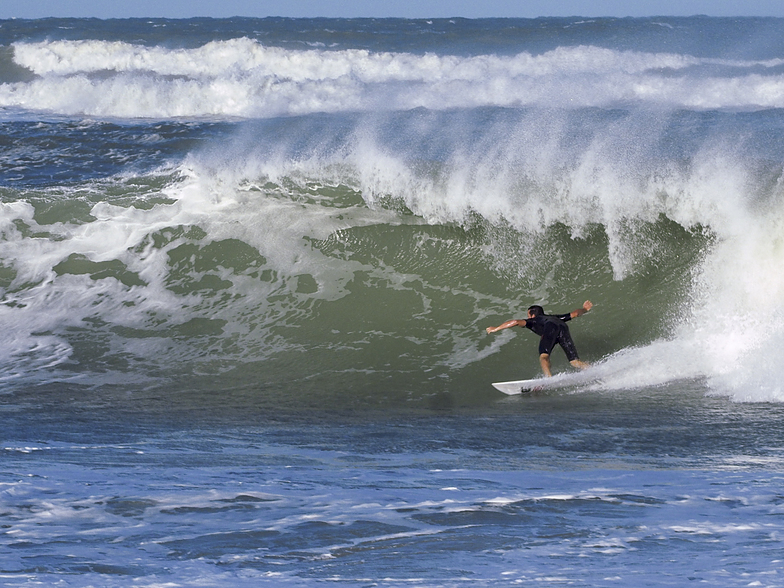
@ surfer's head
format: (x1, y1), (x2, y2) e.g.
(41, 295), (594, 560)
(527, 305), (544, 318)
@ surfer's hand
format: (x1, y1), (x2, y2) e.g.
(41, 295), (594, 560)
(486, 326), (495, 334)
(583, 300), (592, 311)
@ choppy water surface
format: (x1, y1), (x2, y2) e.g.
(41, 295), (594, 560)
(4, 385), (784, 587)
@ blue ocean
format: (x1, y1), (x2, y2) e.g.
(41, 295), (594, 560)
(3, 15), (784, 587)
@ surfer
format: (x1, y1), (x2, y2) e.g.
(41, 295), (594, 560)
(485, 301), (592, 377)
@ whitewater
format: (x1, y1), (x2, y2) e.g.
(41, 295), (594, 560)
(2, 16), (784, 587)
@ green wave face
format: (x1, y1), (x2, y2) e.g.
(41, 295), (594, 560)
(0, 177), (712, 410)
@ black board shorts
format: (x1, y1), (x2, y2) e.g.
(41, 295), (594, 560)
(538, 321), (579, 361)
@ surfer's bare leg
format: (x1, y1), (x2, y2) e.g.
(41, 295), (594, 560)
(539, 353), (552, 377)
(570, 359), (590, 370)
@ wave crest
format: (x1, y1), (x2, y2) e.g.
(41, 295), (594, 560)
(5, 39), (784, 118)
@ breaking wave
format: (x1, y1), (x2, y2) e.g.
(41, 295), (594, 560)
(2, 17), (784, 405)
(4, 38), (784, 118)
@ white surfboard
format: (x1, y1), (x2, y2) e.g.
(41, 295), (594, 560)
(492, 370), (596, 395)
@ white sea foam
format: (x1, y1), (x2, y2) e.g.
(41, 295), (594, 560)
(0, 161), (410, 386)
(4, 39), (784, 118)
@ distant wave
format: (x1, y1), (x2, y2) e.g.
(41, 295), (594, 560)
(4, 39), (784, 118)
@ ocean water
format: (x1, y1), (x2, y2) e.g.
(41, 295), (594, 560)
(2, 16), (784, 587)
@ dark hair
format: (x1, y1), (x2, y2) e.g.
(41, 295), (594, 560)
(527, 305), (544, 317)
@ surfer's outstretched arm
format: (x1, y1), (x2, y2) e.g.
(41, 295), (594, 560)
(486, 319), (525, 334)
(569, 300), (592, 319)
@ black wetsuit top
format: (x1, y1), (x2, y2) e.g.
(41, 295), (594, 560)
(522, 313), (580, 361)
